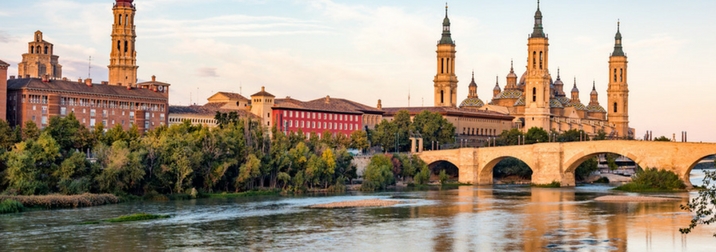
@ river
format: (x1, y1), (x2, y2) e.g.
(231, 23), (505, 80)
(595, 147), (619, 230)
(1, 172), (715, 251)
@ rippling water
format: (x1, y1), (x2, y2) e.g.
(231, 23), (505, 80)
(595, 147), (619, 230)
(1, 184), (715, 251)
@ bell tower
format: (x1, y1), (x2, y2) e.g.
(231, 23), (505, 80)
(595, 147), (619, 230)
(433, 4), (458, 107)
(607, 21), (630, 138)
(108, 0), (138, 87)
(523, 1), (551, 131)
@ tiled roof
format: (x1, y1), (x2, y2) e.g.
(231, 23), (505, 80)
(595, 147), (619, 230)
(0, 59), (9, 67)
(459, 97), (484, 108)
(274, 96), (383, 114)
(216, 92), (248, 101)
(382, 106), (514, 120)
(7, 78), (167, 100)
(169, 104), (258, 118)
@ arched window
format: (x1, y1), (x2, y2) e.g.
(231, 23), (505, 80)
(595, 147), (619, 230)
(613, 102), (617, 113)
(619, 68), (623, 82)
(44, 46), (48, 54)
(441, 58), (444, 74)
(31, 47), (34, 54)
(125, 15), (129, 26)
(532, 87), (537, 102)
(539, 51), (543, 69)
(117, 40), (121, 51)
(447, 58), (450, 73)
(124, 41), (128, 53)
(36, 46), (41, 54)
(532, 51), (536, 68)
(613, 68), (617, 82)
(119, 14), (122, 25)
(440, 90), (444, 103)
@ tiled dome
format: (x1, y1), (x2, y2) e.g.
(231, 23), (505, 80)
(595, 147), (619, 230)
(459, 97), (485, 108)
(550, 98), (564, 108)
(514, 95), (526, 106)
(586, 104), (606, 113)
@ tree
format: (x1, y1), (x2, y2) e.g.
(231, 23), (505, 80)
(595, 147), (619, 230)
(0, 119), (18, 150)
(680, 170), (716, 237)
(45, 113), (84, 153)
(236, 154), (261, 191)
(410, 111), (455, 150)
(349, 130), (369, 151)
(361, 154), (395, 190)
(392, 110), (412, 151)
(557, 129), (585, 142)
(654, 136), (672, 142)
(496, 128), (523, 146)
(373, 120), (397, 152)
(55, 151), (92, 194)
(593, 130), (607, 140)
(524, 127), (549, 144)
(22, 121), (40, 141)
(95, 141), (145, 194)
(574, 157), (598, 181)
(4, 132), (61, 195)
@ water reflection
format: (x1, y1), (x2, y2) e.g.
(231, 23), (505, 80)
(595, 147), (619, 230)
(1, 187), (714, 251)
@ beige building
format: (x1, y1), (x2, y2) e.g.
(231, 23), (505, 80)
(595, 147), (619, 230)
(168, 91), (254, 128)
(17, 31), (62, 79)
(451, 3), (633, 138)
(108, 0), (138, 87)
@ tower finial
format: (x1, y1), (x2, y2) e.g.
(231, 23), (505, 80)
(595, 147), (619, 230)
(592, 80), (596, 90)
(510, 59), (514, 70)
(472, 69), (474, 79)
(557, 67), (560, 77)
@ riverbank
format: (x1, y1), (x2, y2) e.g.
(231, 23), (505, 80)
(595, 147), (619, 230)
(0, 194), (119, 210)
(308, 199), (400, 208)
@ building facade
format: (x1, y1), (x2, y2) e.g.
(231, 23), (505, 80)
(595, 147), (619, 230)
(6, 76), (168, 131)
(4, 0), (169, 132)
(433, 6), (458, 107)
(17, 31), (62, 79)
(168, 91), (254, 128)
(0, 59), (8, 120)
(450, 3), (633, 138)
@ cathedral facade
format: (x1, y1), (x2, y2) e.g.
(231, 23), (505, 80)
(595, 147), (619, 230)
(451, 3), (633, 138)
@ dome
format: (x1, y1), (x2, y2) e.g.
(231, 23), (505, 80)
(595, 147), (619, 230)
(550, 98), (564, 108)
(586, 104), (606, 113)
(571, 84), (579, 93)
(116, 0), (134, 6)
(557, 96), (571, 106)
(566, 101), (587, 111)
(493, 83), (502, 91)
(495, 89), (523, 99)
(514, 95), (526, 106)
(460, 97), (485, 108)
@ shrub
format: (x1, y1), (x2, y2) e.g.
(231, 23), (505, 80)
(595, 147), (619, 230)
(615, 168), (685, 192)
(0, 193), (119, 209)
(439, 170), (449, 184)
(361, 155), (395, 191)
(414, 165), (431, 185)
(0, 200), (24, 214)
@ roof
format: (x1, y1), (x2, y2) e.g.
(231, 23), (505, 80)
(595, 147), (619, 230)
(169, 103), (258, 118)
(273, 96), (384, 115)
(0, 59), (9, 67)
(207, 91), (248, 101)
(459, 97), (484, 108)
(251, 87), (275, 97)
(7, 78), (168, 101)
(382, 106), (514, 121)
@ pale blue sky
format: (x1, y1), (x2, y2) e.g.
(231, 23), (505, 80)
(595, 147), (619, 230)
(1, 0), (715, 141)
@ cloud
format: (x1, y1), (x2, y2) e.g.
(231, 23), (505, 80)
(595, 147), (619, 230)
(0, 31), (11, 43)
(197, 67), (219, 77)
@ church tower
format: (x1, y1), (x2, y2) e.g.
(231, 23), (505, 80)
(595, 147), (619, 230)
(607, 21), (630, 138)
(108, 0), (138, 87)
(523, 1), (551, 131)
(433, 4), (458, 107)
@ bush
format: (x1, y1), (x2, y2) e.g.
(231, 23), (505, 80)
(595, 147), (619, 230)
(438, 170), (449, 184)
(614, 168), (686, 192)
(361, 155), (395, 191)
(0, 199), (24, 214)
(414, 165), (431, 185)
(532, 181), (561, 188)
(0, 193), (119, 209)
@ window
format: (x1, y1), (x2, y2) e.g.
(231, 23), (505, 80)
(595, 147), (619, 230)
(60, 107), (67, 116)
(283, 111), (287, 117)
(32, 105), (36, 111)
(532, 87), (537, 102)
(90, 118), (96, 127)
(290, 111), (293, 117)
(129, 111), (135, 120)
(613, 102), (617, 113)
(124, 41), (128, 53)
(117, 40), (121, 51)
(103, 110), (108, 118)
(532, 51), (536, 68)
(90, 109), (96, 117)
(119, 14), (122, 25)
(42, 106), (47, 115)
(441, 90), (444, 103)
(619, 68), (623, 82)
(614, 69), (617, 82)
(441, 58), (444, 74)
(539, 51), (543, 69)
(41, 116), (47, 125)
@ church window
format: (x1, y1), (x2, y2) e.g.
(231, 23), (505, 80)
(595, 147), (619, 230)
(117, 40), (121, 51)
(119, 14), (122, 25)
(532, 87), (536, 102)
(441, 90), (444, 103)
(447, 58), (450, 73)
(31, 47), (34, 54)
(124, 41), (128, 53)
(613, 102), (617, 113)
(539, 51), (543, 69)
(44, 46), (48, 54)
(613, 69), (617, 82)
(36, 46), (41, 54)
(441, 58), (444, 74)
(125, 15), (129, 26)
(532, 51), (536, 68)
(619, 68), (623, 82)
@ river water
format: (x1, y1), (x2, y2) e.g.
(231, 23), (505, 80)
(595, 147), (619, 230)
(1, 172), (715, 251)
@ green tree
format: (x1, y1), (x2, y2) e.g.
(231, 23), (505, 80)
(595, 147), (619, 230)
(334, 148), (357, 184)
(349, 130), (369, 151)
(361, 154), (395, 190)
(392, 110), (412, 151)
(55, 151), (92, 194)
(557, 129), (586, 142)
(654, 136), (672, 142)
(524, 127), (549, 144)
(45, 113), (85, 153)
(3, 133), (61, 195)
(680, 170), (716, 237)
(593, 130), (608, 140)
(414, 164), (431, 185)
(101, 123), (130, 146)
(236, 154), (261, 191)
(22, 121), (40, 141)
(410, 111), (455, 150)
(574, 157), (598, 181)
(496, 128), (523, 146)
(0, 119), (18, 150)
(95, 141), (145, 194)
(373, 120), (397, 152)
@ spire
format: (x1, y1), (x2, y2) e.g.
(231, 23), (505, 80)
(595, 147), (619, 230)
(469, 70), (477, 87)
(531, 0), (546, 38)
(468, 70), (477, 98)
(590, 80), (598, 95)
(571, 77), (579, 93)
(612, 20), (625, 56)
(439, 3), (454, 45)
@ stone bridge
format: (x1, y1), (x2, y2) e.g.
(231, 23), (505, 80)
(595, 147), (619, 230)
(416, 140), (716, 187)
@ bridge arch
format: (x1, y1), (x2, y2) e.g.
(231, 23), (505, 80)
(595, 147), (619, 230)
(683, 154), (716, 187)
(563, 151), (642, 175)
(427, 160), (460, 181)
(480, 155), (535, 184)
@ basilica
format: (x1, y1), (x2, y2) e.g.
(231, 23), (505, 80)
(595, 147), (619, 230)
(439, 3), (633, 139)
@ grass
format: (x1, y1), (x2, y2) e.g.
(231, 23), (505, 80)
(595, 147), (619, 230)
(205, 189), (280, 198)
(0, 194), (119, 209)
(532, 181), (562, 188)
(104, 213), (171, 223)
(0, 199), (25, 214)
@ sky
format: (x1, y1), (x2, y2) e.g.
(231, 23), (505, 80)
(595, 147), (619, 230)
(1, 0), (715, 141)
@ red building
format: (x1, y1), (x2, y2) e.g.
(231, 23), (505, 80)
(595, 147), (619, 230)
(270, 95), (383, 138)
